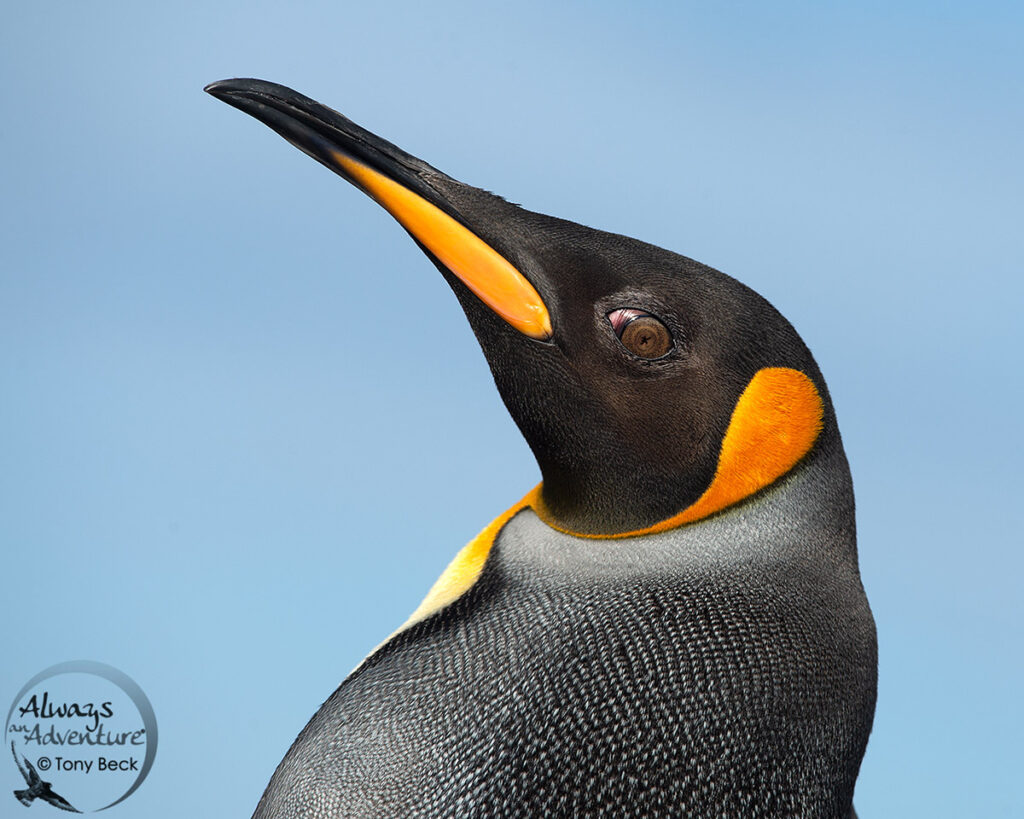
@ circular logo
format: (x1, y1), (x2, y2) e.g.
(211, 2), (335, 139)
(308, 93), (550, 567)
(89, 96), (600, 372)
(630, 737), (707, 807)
(5, 661), (157, 813)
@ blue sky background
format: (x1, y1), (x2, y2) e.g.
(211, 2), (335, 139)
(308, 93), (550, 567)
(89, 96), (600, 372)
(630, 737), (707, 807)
(2, 2), (1021, 816)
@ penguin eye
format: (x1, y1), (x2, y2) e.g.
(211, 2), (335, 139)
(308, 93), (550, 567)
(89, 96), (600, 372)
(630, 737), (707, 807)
(607, 308), (673, 359)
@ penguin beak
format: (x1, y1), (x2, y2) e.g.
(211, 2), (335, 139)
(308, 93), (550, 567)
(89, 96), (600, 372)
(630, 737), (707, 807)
(205, 79), (552, 341)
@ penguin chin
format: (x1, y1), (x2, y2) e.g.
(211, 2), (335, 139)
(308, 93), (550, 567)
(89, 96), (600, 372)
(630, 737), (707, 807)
(461, 322), (720, 534)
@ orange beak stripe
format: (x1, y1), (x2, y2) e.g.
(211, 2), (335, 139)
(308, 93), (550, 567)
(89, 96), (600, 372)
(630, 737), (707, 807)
(332, 151), (552, 341)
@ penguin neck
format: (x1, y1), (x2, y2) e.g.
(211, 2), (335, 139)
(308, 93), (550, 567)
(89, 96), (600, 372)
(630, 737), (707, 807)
(529, 425), (855, 553)
(527, 366), (829, 537)
(534, 456), (714, 536)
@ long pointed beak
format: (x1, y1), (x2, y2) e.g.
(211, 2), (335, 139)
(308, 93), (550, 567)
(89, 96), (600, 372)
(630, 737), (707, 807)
(205, 78), (552, 341)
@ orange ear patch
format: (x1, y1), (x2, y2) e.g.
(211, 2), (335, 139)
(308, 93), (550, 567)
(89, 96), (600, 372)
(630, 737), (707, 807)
(667, 366), (823, 527)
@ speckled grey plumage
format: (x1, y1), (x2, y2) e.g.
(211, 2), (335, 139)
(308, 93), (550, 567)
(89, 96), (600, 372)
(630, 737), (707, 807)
(253, 435), (875, 818)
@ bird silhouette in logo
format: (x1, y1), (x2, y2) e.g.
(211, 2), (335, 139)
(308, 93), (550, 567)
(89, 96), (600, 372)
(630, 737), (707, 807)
(11, 742), (81, 812)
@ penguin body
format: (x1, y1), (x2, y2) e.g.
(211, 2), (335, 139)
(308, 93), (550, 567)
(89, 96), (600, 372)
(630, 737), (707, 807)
(206, 79), (877, 818)
(256, 441), (873, 819)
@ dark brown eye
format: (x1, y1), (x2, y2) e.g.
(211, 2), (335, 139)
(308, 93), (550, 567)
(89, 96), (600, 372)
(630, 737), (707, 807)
(607, 308), (673, 359)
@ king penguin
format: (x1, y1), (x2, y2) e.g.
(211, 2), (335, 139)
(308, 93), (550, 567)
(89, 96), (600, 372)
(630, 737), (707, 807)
(206, 79), (877, 818)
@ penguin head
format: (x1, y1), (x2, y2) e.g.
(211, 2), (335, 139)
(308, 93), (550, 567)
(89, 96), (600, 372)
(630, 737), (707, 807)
(206, 79), (832, 536)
